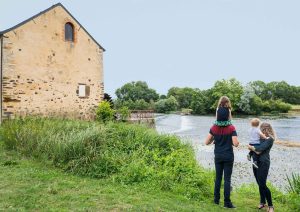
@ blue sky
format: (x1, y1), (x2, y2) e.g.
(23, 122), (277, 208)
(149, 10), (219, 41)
(1, 0), (300, 96)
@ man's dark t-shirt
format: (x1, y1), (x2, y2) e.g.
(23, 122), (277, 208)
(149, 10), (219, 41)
(209, 125), (237, 162)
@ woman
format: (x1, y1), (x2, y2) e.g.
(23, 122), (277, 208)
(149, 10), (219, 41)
(205, 97), (239, 209)
(248, 122), (275, 212)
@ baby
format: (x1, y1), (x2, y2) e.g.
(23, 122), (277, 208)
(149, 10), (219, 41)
(247, 118), (267, 168)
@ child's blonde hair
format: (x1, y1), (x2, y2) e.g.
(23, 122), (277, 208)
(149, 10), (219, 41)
(217, 96), (232, 109)
(251, 118), (260, 127)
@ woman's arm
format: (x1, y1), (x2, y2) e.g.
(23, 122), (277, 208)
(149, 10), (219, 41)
(254, 138), (274, 152)
(248, 145), (261, 154)
(232, 136), (239, 147)
(205, 133), (214, 145)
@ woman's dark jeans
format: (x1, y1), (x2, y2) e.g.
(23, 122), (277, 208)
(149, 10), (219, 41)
(214, 159), (233, 203)
(253, 162), (273, 206)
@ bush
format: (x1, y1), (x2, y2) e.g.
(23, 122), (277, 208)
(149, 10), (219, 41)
(114, 99), (153, 110)
(0, 117), (214, 200)
(96, 101), (115, 122)
(155, 96), (178, 113)
(117, 106), (130, 122)
(262, 99), (292, 113)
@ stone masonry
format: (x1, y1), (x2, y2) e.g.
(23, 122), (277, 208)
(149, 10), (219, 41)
(0, 4), (105, 121)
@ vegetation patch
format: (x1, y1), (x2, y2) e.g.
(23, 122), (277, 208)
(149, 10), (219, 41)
(0, 117), (213, 200)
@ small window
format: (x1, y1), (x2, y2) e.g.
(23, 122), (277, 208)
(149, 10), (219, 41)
(65, 22), (74, 41)
(78, 84), (90, 97)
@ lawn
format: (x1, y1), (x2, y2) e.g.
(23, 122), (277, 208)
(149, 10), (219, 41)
(0, 143), (292, 211)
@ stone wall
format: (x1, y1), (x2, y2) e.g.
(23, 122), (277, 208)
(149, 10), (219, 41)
(1, 5), (104, 120)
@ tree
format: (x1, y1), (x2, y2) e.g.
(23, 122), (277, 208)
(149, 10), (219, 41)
(190, 89), (207, 115)
(237, 85), (263, 115)
(155, 96), (178, 113)
(103, 93), (114, 108)
(167, 87), (196, 109)
(115, 81), (159, 103)
(210, 78), (243, 111)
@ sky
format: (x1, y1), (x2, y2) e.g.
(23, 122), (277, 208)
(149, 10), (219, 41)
(1, 0), (300, 96)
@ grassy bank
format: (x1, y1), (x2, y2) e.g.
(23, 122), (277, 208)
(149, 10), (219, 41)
(0, 117), (299, 211)
(0, 117), (213, 200)
(0, 142), (295, 211)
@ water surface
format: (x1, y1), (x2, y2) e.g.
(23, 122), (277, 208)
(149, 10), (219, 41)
(156, 114), (300, 143)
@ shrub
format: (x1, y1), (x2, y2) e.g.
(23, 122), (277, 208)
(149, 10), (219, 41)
(155, 96), (178, 113)
(117, 106), (130, 122)
(114, 99), (152, 110)
(96, 101), (115, 122)
(0, 117), (214, 200)
(262, 99), (292, 113)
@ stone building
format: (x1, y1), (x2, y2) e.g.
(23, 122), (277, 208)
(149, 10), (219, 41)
(0, 3), (105, 122)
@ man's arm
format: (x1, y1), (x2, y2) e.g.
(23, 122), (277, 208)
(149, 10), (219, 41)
(205, 133), (214, 145)
(232, 136), (239, 147)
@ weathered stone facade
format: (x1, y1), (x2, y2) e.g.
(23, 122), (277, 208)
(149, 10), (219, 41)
(0, 4), (105, 121)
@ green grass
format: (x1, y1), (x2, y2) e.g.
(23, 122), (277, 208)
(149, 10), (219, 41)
(0, 145), (205, 211)
(0, 117), (298, 211)
(291, 105), (300, 110)
(0, 144), (294, 211)
(0, 117), (214, 201)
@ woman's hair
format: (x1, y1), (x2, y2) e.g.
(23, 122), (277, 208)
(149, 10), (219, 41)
(260, 122), (276, 140)
(217, 96), (232, 109)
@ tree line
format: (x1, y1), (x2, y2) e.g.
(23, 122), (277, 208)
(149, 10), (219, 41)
(111, 79), (299, 115)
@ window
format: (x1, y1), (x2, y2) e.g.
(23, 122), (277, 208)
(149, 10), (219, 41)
(78, 84), (90, 97)
(65, 22), (74, 41)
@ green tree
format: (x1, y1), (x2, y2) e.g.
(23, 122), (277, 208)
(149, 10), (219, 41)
(210, 78), (243, 111)
(167, 87), (196, 109)
(155, 96), (178, 113)
(115, 81), (159, 103)
(190, 89), (207, 115)
(237, 85), (263, 115)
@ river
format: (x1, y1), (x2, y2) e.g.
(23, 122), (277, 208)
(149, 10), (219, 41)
(155, 114), (300, 191)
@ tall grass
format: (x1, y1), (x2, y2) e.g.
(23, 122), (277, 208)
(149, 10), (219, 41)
(0, 117), (213, 200)
(286, 173), (300, 194)
(285, 173), (300, 210)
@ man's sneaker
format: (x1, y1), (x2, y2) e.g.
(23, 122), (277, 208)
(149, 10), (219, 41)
(224, 202), (236, 209)
(247, 154), (251, 161)
(252, 162), (259, 169)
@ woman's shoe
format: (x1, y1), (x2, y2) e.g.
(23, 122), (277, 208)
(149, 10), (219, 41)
(258, 204), (266, 209)
(268, 206), (274, 212)
(224, 202), (236, 209)
(214, 199), (219, 205)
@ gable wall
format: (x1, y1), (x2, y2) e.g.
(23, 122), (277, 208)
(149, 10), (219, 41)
(1, 6), (104, 120)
